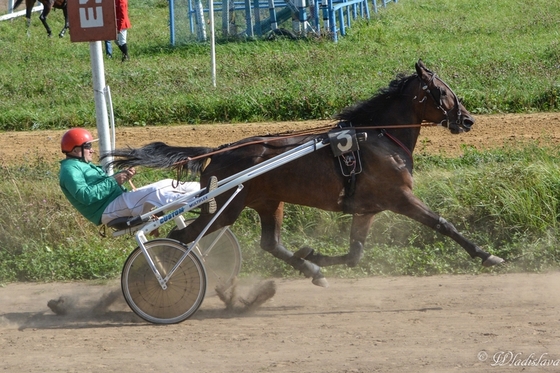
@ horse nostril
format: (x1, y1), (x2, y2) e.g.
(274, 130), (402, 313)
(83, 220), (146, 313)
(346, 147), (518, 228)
(463, 117), (474, 128)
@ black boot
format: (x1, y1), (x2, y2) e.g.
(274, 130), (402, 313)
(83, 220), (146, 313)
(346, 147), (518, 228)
(118, 43), (129, 62)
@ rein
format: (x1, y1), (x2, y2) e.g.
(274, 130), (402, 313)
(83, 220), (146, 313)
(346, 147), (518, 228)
(179, 122), (438, 164)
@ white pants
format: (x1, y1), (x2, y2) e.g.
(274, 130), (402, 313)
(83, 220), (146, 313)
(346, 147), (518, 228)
(117, 29), (127, 46)
(101, 179), (200, 225)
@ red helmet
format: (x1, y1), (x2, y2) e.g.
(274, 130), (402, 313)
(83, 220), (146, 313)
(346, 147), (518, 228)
(61, 128), (96, 153)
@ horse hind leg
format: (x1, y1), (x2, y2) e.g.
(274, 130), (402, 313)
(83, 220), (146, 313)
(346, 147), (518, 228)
(294, 213), (375, 268)
(258, 203), (328, 287)
(26, 17), (31, 37)
(59, 8), (69, 37)
(58, 24), (68, 38)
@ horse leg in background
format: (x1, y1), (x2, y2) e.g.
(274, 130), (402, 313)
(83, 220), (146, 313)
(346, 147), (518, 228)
(25, 14), (31, 37)
(257, 202), (328, 287)
(39, 4), (53, 37)
(168, 205), (239, 244)
(58, 6), (69, 38)
(12, 0), (31, 36)
(394, 192), (504, 267)
(23, 0), (33, 37)
(294, 213), (375, 268)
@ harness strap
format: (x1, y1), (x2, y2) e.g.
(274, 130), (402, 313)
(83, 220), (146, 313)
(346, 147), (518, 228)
(379, 129), (413, 170)
(332, 122), (363, 214)
(177, 122), (433, 165)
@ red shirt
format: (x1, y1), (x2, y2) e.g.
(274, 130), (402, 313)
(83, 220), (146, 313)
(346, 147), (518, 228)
(116, 0), (131, 32)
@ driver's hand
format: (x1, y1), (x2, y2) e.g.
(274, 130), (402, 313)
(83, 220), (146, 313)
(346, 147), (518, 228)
(114, 168), (136, 185)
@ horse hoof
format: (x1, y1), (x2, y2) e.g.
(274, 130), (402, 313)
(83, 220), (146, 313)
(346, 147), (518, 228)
(294, 246), (313, 259)
(346, 254), (363, 268)
(312, 276), (329, 288)
(482, 255), (504, 267)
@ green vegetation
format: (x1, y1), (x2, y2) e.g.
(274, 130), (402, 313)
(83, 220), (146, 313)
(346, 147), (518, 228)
(0, 0), (559, 130)
(2, 143), (560, 283)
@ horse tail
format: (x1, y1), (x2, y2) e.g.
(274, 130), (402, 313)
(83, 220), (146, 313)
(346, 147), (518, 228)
(106, 141), (213, 175)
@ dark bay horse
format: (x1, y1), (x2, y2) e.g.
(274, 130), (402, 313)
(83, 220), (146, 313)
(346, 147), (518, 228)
(13, 0), (69, 38)
(108, 60), (504, 287)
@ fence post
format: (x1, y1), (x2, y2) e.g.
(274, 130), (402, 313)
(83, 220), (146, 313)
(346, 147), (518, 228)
(169, 0), (175, 46)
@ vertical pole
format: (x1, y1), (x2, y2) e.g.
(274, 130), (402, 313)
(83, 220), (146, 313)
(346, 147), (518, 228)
(296, 0), (306, 36)
(253, 0), (261, 36)
(244, 0), (254, 38)
(328, 0), (336, 41)
(89, 41), (113, 174)
(195, 0), (207, 41)
(268, 0), (277, 30)
(338, 7), (345, 36)
(312, 0), (319, 32)
(169, 0), (176, 46)
(189, 0), (195, 34)
(222, 0), (230, 37)
(321, 0), (329, 36)
(209, 0), (216, 87)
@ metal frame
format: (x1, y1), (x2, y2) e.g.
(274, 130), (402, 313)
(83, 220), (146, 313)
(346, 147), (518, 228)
(113, 137), (330, 291)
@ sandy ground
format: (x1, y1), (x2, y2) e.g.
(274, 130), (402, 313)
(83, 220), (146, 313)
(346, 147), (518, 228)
(1, 274), (560, 373)
(2, 113), (560, 372)
(2, 113), (560, 163)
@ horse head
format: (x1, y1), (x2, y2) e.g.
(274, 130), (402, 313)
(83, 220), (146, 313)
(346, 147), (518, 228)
(414, 60), (475, 134)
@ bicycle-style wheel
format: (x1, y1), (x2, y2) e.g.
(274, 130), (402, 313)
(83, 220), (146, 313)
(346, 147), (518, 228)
(172, 219), (242, 295)
(121, 239), (207, 324)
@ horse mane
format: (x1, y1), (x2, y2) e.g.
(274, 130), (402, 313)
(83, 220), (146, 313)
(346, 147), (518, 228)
(335, 73), (417, 125)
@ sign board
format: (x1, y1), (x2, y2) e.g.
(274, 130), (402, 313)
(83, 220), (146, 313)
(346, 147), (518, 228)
(67, 0), (117, 42)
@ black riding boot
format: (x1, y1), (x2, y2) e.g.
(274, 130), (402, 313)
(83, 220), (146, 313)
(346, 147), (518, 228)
(118, 43), (129, 62)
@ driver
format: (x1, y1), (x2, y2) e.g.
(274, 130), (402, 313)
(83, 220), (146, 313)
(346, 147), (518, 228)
(58, 128), (216, 227)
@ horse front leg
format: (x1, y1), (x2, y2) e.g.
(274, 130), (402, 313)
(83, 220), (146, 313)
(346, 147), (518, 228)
(294, 213), (375, 268)
(258, 202), (328, 287)
(394, 192), (504, 267)
(39, 10), (52, 37)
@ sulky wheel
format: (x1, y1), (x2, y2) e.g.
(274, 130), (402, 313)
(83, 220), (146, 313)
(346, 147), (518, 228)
(170, 219), (242, 295)
(121, 238), (207, 324)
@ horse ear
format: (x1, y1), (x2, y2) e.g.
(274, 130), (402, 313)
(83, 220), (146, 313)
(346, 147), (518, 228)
(415, 60), (426, 75)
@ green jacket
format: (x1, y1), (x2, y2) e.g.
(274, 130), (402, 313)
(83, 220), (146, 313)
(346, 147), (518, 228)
(59, 158), (126, 225)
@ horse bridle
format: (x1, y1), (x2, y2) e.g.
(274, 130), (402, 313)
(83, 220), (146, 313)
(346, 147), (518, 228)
(417, 73), (465, 130)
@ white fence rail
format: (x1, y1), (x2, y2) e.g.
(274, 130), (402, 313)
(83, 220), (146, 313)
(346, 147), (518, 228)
(0, 0), (43, 22)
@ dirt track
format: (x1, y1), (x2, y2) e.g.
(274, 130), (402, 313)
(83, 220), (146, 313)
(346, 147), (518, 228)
(1, 274), (560, 372)
(2, 113), (560, 163)
(2, 113), (560, 372)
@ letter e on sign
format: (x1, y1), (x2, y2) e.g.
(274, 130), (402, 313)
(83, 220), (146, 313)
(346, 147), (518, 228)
(68, 0), (117, 42)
